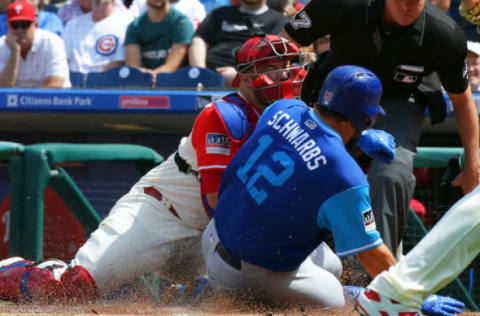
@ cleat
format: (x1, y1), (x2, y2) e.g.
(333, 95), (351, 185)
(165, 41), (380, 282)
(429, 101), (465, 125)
(355, 289), (423, 316)
(165, 276), (210, 303)
(0, 257), (64, 303)
(0, 257), (29, 268)
(61, 265), (99, 303)
(190, 276), (209, 299)
(0, 257), (31, 301)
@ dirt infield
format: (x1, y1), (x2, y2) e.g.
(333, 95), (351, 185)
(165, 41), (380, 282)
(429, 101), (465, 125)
(1, 297), (480, 315)
(0, 277), (478, 316)
(0, 297), (355, 315)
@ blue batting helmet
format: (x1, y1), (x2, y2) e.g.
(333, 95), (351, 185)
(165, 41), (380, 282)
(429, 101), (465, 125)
(315, 65), (385, 132)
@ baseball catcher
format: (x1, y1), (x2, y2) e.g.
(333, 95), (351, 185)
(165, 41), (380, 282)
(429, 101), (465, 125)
(0, 33), (308, 303)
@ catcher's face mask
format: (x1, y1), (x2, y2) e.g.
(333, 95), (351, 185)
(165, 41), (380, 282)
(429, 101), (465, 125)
(233, 35), (309, 106)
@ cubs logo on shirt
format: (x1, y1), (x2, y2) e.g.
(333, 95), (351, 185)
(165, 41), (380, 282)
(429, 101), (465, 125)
(96, 34), (119, 56)
(206, 133), (231, 155)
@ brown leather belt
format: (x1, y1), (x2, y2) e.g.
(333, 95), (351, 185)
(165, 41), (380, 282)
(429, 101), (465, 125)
(143, 186), (180, 219)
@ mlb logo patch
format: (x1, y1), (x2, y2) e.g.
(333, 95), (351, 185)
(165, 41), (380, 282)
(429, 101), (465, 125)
(305, 119), (317, 130)
(96, 34), (119, 56)
(362, 208), (376, 233)
(206, 133), (231, 155)
(393, 64), (424, 84)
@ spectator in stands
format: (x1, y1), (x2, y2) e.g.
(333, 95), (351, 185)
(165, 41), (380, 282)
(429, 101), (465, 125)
(199, 0), (228, 14)
(0, 1), (69, 87)
(58, 0), (127, 25)
(63, 0), (132, 73)
(188, 0), (286, 86)
(429, 0), (450, 11)
(27, 0), (62, 34)
(0, 0), (63, 36)
(128, 0), (206, 29)
(42, 0), (59, 14)
(467, 41), (480, 91)
(266, 0), (298, 17)
(0, 0), (9, 13)
(124, 0), (193, 76)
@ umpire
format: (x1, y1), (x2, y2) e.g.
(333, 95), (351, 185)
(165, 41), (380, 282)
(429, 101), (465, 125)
(280, 0), (480, 257)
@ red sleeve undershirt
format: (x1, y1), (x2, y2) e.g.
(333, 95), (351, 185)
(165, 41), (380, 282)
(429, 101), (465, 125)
(191, 105), (244, 194)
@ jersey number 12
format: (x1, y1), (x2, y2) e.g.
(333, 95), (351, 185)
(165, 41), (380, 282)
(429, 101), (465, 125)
(236, 134), (294, 205)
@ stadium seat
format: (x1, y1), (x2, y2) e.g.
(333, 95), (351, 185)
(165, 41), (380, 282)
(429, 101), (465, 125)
(69, 71), (86, 88)
(85, 66), (154, 88)
(155, 66), (225, 88)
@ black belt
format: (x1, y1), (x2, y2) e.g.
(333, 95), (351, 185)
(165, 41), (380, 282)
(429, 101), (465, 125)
(215, 242), (241, 270)
(174, 151), (200, 180)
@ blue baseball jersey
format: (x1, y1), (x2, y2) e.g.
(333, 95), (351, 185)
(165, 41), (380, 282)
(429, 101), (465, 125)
(214, 99), (383, 272)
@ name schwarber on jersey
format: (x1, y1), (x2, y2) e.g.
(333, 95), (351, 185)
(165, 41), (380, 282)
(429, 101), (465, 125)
(266, 109), (327, 171)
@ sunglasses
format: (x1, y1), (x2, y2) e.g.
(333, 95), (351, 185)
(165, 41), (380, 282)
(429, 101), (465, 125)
(9, 21), (32, 30)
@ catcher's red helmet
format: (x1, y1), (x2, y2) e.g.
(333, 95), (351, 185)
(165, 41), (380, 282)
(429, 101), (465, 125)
(232, 35), (308, 106)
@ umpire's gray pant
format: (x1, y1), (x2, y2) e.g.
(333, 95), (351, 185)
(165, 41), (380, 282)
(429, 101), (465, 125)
(368, 92), (425, 256)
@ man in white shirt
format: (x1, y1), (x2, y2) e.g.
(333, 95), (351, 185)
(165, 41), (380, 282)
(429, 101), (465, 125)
(63, 0), (133, 73)
(0, 1), (70, 88)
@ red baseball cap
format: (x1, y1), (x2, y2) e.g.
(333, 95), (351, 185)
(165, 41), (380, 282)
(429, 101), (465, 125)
(7, 1), (37, 23)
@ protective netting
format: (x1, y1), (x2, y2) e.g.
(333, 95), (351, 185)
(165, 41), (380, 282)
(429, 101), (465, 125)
(405, 165), (480, 311)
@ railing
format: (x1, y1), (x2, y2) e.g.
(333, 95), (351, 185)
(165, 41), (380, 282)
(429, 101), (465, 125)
(0, 142), (163, 261)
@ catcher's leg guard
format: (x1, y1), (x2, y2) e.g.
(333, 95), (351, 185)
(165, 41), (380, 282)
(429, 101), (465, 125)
(0, 257), (65, 303)
(0, 257), (31, 301)
(61, 265), (99, 303)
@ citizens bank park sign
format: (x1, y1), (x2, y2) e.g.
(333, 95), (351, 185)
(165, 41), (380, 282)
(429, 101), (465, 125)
(0, 89), (231, 113)
(5, 89), (477, 116)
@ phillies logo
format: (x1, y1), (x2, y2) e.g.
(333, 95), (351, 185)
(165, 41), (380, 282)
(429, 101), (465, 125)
(14, 4), (23, 14)
(95, 34), (118, 56)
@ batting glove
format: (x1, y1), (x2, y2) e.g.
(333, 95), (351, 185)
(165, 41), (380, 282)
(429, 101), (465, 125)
(343, 285), (364, 305)
(357, 129), (396, 164)
(421, 294), (465, 316)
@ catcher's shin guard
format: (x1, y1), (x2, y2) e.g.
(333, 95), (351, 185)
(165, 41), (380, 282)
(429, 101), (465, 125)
(0, 257), (65, 303)
(61, 265), (99, 302)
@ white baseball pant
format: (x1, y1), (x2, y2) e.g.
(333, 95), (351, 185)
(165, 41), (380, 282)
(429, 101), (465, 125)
(202, 219), (345, 307)
(369, 184), (480, 308)
(71, 192), (203, 295)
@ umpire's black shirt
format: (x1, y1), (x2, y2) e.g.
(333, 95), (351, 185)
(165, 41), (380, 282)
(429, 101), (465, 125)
(284, 0), (469, 101)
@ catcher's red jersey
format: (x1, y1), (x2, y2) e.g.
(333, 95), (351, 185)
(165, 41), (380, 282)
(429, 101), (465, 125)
(192, 93), (261, 195)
